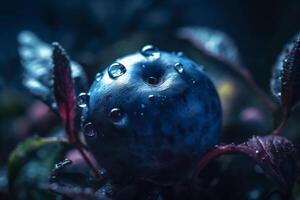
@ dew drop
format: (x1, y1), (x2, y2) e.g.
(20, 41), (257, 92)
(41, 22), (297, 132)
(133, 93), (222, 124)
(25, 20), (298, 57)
(37, 45), (51, 58)
(140, 45), (160, 59)
(255, 150), (259, 154)
(77, 93), (89, 108)
(51, 102), (57, 110)
(110, 108), (127, 126)
(54, 158), (72, 171)
(277, 92), (282, 97)
(108, 62), (126, 78)
(141, 104), (145, 108)
(148, 94), (155, 102)
(83, 122), (97, 137)
(174, 62), (184, 73)
(176, 51), (184, 57)
(95, 72), (103, 81)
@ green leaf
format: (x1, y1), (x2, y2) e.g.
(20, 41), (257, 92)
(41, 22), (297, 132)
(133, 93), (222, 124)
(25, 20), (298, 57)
(8, 136), (67, 189)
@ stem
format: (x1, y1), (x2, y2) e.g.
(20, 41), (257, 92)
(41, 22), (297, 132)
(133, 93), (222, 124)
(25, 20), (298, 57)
(65, 119), (101, 177)
(74, 140), (102, 177)
(192, 144), (239, 181)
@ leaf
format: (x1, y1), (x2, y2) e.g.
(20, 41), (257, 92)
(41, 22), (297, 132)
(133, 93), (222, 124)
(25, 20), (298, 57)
(271, 32), (300, 112)
(176, 26), (241, 67)
(177, 27), (275, 112)
(46, 183), (101, 200)
(194, 135), (299, 194)
(52, 43), (77, 143)
(18, 31), (88, 111)
(8, 136), (67, 189)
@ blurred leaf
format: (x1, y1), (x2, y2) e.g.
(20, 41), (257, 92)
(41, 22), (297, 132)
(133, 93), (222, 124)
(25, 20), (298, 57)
(177, 26), (241, 67)
(18, 31), (88, 111)
(52, 43), (76, 143)
(177, 27), (275, 112)
(8, 136), (67, 189)
(46, 183), (101, 200)
(271, 34), (300, 113)
(195, 135), (299, 194)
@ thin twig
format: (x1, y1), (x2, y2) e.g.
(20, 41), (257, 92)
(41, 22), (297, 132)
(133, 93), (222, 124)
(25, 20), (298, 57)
(192, 144), (239, 181)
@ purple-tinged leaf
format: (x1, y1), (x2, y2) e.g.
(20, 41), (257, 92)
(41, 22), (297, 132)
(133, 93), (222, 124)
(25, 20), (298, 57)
(18, 31), (88, 111)
(271, 33), (300, 112)
(46, 183), (101, 200)
(52, 43), (76, 143)
(194, 136), (299, 194)
(177, 26), (241, 67)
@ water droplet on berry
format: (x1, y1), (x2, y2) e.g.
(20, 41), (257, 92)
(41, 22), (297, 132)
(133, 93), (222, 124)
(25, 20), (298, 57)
(83, 122), (97, 137)
(176, 51), (184, 57)
(148, 94), (155, 102)
(110, 108), (127, 126)
(174, 62), (184, 73)
(108, 62), (126, 78)
(77, 93), (89, 108)
(95, 72), (103, 81)
(140, 45), (160, 60)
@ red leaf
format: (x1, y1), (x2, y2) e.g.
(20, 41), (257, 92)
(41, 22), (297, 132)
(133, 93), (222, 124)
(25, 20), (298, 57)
(194, 136), (299, 194)
(18, 31), (88, 111)
(52, 42), (76, 142)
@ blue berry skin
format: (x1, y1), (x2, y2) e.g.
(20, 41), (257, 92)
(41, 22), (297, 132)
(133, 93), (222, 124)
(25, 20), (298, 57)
(82, 47), (222, 182)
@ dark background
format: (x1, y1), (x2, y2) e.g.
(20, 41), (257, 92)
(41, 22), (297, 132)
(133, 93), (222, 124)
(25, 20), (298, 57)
(1, 0), (300, 199)
(1, 0), (300, 87)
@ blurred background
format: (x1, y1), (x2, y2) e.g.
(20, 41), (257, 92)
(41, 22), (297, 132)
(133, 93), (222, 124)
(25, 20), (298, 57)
(1, 0), (300, 199)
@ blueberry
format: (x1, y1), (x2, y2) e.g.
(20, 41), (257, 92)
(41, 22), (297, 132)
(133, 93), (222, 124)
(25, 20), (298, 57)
(82, 46), (222, 182)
